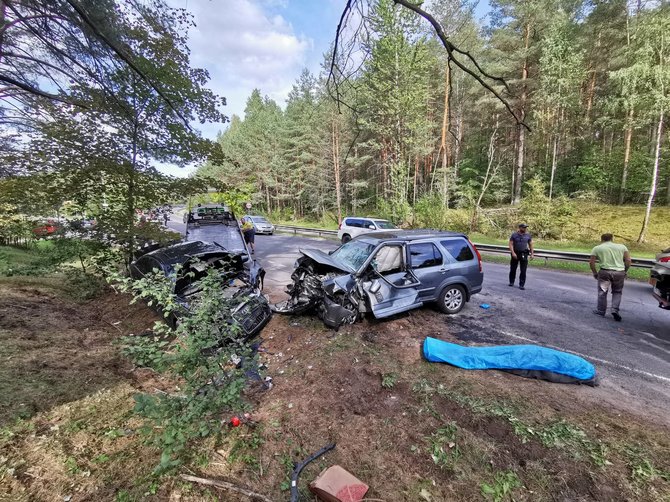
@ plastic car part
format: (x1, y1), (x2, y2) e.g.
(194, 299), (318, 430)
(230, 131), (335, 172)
(289, 443), (336, 502)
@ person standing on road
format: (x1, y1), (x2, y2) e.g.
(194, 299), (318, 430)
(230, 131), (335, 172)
(163, 211), (169, 227)
(241, 216), (256, 254)
(589, 233), (631, 322)
(508, 223), (535, 290)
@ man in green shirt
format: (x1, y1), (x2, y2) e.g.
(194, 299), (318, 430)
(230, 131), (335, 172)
(589, 233), (631, 321)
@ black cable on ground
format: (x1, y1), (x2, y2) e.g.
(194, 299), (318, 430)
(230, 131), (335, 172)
(289, 442), (336, 502)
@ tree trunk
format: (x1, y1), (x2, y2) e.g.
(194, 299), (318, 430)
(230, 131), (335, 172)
(619, 108), (634, 205)
(440, 64), (451, 207)
(638, 110), (664, 243)
(549, 134), (559, 199)
(332, 118), (342, 224)
(585, 68), (596, 121)
(513, 22), (531, 205)
(0, 1), (6, 60)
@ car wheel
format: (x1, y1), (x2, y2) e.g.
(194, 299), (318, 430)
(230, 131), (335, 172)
(341, 234), (351, 243)
(438, 284), (466, 314)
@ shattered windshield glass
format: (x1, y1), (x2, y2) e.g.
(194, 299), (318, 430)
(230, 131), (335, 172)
(374, 220), (396, 229)
(331, 240), (376, 271)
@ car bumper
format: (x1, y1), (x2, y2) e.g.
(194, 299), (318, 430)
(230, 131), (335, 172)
(232, 296), (273, 338)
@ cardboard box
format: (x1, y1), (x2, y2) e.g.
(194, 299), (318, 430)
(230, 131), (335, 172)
(309, 465), (369, 502)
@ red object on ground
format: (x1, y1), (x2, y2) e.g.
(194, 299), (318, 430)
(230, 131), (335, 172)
(230, 416), (241, 427)
(309, 465), (369, 502)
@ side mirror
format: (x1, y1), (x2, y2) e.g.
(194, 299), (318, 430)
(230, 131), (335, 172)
(368, 224), (375, 229)
(369, 280), (381, 294)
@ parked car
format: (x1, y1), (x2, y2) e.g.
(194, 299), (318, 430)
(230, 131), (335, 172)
(650, 246), (670, 310)
(337, 217), (397, 243)
(243, 215), (275, 235)
(273, 230), (483, 329)
(184, 204), (235, 226)
(32, 220), (60, 237)
(129, 240), (272, 340)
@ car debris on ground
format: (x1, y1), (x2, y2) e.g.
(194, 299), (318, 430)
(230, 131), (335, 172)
(273, 230), (483, 329)
(309, 464), (369, 502)
(422, 337), (598, 385)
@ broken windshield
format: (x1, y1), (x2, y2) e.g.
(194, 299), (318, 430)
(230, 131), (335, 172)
(330, 240), (376, 272)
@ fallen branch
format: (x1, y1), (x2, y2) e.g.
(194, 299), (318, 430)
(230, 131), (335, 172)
(180, 474), (275, 502)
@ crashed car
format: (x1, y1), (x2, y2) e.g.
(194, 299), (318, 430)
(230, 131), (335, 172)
(273, 230), (483, 328)
(650, 246), (670, 310)
(130, 240), (272, 339)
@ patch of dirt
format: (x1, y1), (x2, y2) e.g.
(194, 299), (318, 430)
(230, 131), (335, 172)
(0, 284), (159, 425)
(1, 280), (669, 502)
(195, 293), (670, 501)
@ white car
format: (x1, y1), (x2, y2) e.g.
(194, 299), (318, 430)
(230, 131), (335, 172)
(244, 215), (275, 235)
(337, 217), (397, 243)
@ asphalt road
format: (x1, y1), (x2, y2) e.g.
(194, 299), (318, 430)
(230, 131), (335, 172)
(167, 218), (670, 416)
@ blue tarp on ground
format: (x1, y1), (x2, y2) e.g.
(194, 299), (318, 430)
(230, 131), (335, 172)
(422, 337), (597, 385)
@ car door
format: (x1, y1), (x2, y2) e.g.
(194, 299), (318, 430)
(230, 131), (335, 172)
(361, 244), (422, 318)
(438, 238), (483, 295)
(408, 241), (445, 301)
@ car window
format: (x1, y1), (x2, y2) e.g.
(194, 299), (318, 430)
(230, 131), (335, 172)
(253, 217), (268, 223)
(361, 219), (375, 229)
(331, 240), (376, 271)
(373, 220), (396, 230)
(410, 243), (443, 269)
(441, 239), (474, 262)
(347, 218), (362, 228)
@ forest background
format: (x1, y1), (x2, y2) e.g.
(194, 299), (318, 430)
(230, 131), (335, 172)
(1, 0), (669, 252)
(198, 0), (670, 248)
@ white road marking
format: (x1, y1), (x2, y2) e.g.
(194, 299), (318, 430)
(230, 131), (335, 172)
(499, 330), (670, 384)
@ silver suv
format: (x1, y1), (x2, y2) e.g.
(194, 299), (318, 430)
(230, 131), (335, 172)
(273, 230), (484, 328)
(337, 216), (397, 243)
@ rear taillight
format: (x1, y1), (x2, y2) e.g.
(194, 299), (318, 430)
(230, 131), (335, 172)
(660, 256), (670, 263)
(468, 239), (482, 272)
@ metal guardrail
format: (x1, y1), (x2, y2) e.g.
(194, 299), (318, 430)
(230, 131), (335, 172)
(275, 225), (656, 269)
(473, 244), (655, 269)
(275, 225), (338, 238)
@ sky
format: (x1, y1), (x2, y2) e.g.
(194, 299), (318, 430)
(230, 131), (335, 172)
(160, 0), (491, 178)
(160, 0), (347, 177)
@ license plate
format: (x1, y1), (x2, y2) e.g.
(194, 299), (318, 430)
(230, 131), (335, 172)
(649, 277), (657, 286)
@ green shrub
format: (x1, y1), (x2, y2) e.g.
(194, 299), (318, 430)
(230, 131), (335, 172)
(110, 266), (258, 474)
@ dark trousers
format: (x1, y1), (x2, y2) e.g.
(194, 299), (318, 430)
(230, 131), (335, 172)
(596, 269), (626, 314)
(509, 251), (528, 286)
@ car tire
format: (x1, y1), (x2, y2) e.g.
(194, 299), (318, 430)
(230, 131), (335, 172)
(437, 284), (466, 314)
(341, 234), (351, 243)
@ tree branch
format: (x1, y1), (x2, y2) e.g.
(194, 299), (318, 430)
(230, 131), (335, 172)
(391, 0), (530, 130)
(64, 0), (193, 130)
(0, 73), (83, 105)
(180, 474), (275, 502)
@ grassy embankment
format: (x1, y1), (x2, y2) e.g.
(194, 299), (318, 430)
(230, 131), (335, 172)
(275, 204), (670, 281)
(1, 240), (669, 500)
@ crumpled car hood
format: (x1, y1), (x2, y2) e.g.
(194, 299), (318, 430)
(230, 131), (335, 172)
(299, 248), (352, 273)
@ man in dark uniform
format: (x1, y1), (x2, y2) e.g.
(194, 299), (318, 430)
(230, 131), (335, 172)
(508, 223), (535, 290)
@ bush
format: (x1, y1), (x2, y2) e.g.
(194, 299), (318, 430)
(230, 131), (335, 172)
(519, 178), (575, 239)
(110, 267), (259, 473)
